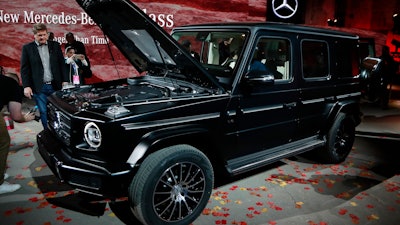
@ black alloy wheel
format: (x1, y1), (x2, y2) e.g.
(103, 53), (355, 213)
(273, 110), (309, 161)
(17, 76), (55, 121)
(129, 144), (214, 225)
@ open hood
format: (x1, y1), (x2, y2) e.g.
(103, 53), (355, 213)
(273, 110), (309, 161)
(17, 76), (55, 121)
(76, 0), (223, 90)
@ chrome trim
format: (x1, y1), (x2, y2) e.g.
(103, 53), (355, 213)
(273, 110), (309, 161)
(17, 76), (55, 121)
(226, 110), (236, 116)
(70, 182), (100, 191)
(241, 104), (283, 114)
(61, 163), (109, 175)
(301, 98), (325, 104)
(337, 92), (361, 99)
(122, 112), (220, 130)
(76, 188), (103, 196)
(229, 135), (324, 175)
(75, 116), (105, 124)
(84, 122), (102, 148)
(121, 93), (230, 108)
(302, 92), (361, 105)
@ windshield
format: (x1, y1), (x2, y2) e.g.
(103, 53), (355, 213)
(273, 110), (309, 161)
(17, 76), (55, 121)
(96, 26), (225, 90)
(172, 31), (248, 87)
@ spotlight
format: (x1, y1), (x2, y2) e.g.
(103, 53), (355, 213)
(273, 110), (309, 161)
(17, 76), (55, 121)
(327, 18), (342, 27)
(327, 19), (335, 26)
(394, 13), (400, 34)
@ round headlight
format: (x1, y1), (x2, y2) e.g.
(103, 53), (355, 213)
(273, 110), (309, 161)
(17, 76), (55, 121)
(84, 122), (102, 148)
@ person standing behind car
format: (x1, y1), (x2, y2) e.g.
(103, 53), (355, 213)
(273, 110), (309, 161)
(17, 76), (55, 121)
(48, 32), (55, 41)
(64, 32), (92, 81)
(0, 75), (35, 194)
(64, 32), (87, 57)
(219, 38), (233, 65)
(379, 45), (397, 109)
(181, 40), (200, 61)
(20, 23), (69, 128)
(64, 46), (91, 85)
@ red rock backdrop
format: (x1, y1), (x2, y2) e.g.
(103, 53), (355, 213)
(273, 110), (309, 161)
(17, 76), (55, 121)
(0, 0), (266, 83)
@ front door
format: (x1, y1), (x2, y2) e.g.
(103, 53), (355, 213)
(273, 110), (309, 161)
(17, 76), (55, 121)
(234, 36), (299, 158)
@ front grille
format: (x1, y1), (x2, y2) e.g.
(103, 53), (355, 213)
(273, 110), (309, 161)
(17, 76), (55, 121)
(47, 103), (72, 146)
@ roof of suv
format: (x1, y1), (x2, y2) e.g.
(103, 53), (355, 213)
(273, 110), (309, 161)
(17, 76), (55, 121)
(174, 22), (359, 39)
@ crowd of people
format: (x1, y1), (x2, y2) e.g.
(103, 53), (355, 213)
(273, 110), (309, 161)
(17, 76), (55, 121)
(0, 23), (92, 194)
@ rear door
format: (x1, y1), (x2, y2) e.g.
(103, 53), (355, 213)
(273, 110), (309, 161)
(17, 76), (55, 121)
(297, 36), (360, 139)
(297, 38), (333, 139)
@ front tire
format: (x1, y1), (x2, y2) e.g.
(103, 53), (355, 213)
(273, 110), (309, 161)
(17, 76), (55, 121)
(129, 144), (214, 225)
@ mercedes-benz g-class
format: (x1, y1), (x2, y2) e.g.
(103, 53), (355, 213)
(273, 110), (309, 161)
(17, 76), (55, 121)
(37, 0), (362, 224)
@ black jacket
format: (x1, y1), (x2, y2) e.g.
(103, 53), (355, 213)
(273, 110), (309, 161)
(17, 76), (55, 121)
(20, 40), (68, 93)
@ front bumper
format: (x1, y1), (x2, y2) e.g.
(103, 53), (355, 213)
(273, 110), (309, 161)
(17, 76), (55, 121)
(37, 129), (133, 198)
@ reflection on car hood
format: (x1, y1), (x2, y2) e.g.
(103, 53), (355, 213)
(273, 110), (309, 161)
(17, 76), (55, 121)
(75, 0), (223, 90)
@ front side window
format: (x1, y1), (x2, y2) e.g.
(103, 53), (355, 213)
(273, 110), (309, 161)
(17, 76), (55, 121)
(302, 40), (329, 78)
(247, 37), (291, 80)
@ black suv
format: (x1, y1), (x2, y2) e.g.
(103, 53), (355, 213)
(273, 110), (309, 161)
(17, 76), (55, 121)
(37, 0), (362, 224)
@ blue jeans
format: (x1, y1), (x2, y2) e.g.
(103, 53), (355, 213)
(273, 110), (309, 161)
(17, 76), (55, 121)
(33, 84), (54, 128)
(0, 112), (10, 185)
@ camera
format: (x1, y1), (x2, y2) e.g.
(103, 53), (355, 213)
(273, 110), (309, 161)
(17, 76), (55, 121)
(29, 106), (40, 122)
(74, 54), (85, 60)
(29, 105), (38, 113)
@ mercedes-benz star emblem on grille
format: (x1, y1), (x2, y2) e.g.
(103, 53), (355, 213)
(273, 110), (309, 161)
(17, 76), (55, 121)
(272, 0), (298, 19)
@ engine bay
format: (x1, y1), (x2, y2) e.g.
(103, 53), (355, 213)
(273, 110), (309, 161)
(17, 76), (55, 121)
(57, 76), (213, 111)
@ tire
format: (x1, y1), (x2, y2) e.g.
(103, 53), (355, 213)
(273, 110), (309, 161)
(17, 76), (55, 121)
(109, 201), (141, 225)
(321, 112), (355, 163)
(129, 144), (214, 225)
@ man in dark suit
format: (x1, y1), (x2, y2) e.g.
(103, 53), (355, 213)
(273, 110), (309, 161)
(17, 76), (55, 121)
(20, 23), (69, 128)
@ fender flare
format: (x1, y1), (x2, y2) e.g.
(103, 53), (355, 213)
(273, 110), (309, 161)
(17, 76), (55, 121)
(324, 99), (361, 135)
(126, 124), (210, 166)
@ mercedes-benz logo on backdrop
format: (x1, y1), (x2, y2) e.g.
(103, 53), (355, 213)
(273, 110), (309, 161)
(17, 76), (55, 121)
(272, 0), (298, 19)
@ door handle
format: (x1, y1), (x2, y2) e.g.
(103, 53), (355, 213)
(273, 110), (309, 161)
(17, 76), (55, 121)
(284, 102), (296, 109)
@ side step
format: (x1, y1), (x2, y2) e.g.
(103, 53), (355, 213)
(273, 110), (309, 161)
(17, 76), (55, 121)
(226, 136), (325, 176)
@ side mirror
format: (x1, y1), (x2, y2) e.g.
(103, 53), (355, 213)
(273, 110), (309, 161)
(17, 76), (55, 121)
(244, 70), (275, 85)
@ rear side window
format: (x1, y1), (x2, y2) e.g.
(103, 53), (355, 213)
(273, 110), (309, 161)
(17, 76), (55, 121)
(302, 40), (329, 78)
(335, 40), (360, 78)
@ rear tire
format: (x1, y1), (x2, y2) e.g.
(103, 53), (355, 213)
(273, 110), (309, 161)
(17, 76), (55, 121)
(129, 144), (214, 225)
(320, 113), (355, 163)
